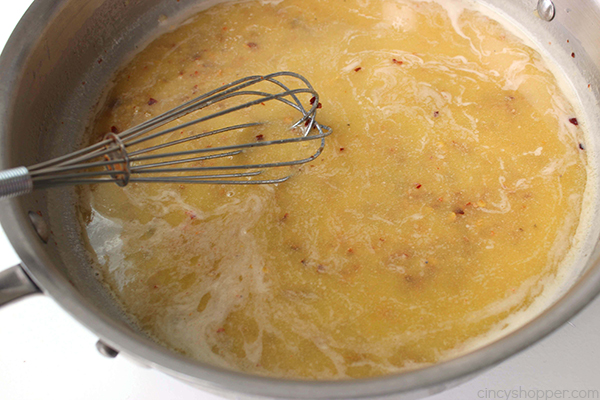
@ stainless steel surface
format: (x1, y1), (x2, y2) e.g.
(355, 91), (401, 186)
(0, 265), (40, 307)
(537, 0), (556, 21)
(0, 0), (599, 399)
(0, 166), (32, 199)
(0, 72), (331, 199)
(27, 211), (49, 243)
(96, 340), (120, 358)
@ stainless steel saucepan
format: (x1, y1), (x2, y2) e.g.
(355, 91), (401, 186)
(1, 0), (600, 398)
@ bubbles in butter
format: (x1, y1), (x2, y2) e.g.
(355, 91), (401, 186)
(81, 0), (591, 379)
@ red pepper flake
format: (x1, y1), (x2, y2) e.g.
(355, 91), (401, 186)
(255, 134), (265, 141)
(455, 208), (465, 215)
(571, 52), (575, 58)
(153, 285), (159, 289)
(148, 98), (158, 106)
(82, 81), (86, 86)
(392, 59), (403, 65)
(567, 39), (570, 43)
(339, 147), (345, 152)
(579, 143), (585, 150)
(438, 197), (444, 202)
(317, 102), (322, 109)
(310, 96), (316, 105)
(98, 58), (103, 64)
(433, 111), (439, 117)
(216, 328), (225, 333)
(569, 117), (579, 125)
(466, 202), (472, 206)
(247, 42), (258, 48)
(415, 184), (422, 189)
(222, 26), (228, 31)
(185, 210), (197, 220)
(347, 248), (354, 254)
(588, 84), (592, 89)
(110, 126), (119, 134)
(354, 67), (362, 72)
(282, 213), (289, 221)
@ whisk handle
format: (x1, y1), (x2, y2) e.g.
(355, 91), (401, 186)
(0, 167), (33, 199)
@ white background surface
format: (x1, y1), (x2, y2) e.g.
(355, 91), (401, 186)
(0, 2), (599, 400)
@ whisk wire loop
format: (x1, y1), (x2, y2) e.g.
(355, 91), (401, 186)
(0, 72), (332, 199)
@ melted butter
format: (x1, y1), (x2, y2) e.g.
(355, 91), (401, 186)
(81, 0), (589, 379)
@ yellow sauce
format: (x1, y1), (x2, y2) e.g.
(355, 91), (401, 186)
(80, 0), (588, 379)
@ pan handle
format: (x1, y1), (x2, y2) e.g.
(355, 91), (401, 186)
(0, 264), (41, 307)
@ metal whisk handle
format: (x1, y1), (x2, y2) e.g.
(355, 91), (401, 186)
(0, 167), (33, 200)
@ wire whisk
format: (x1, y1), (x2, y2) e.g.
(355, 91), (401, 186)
(0, 71), (332, 199)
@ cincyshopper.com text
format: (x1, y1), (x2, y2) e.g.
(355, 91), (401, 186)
(477, 387), (599, 399)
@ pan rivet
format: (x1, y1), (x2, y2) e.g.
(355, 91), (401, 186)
(537, 0), (555, 21)
(96, 340), (119, 358)
(28, 211), (49, 243)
